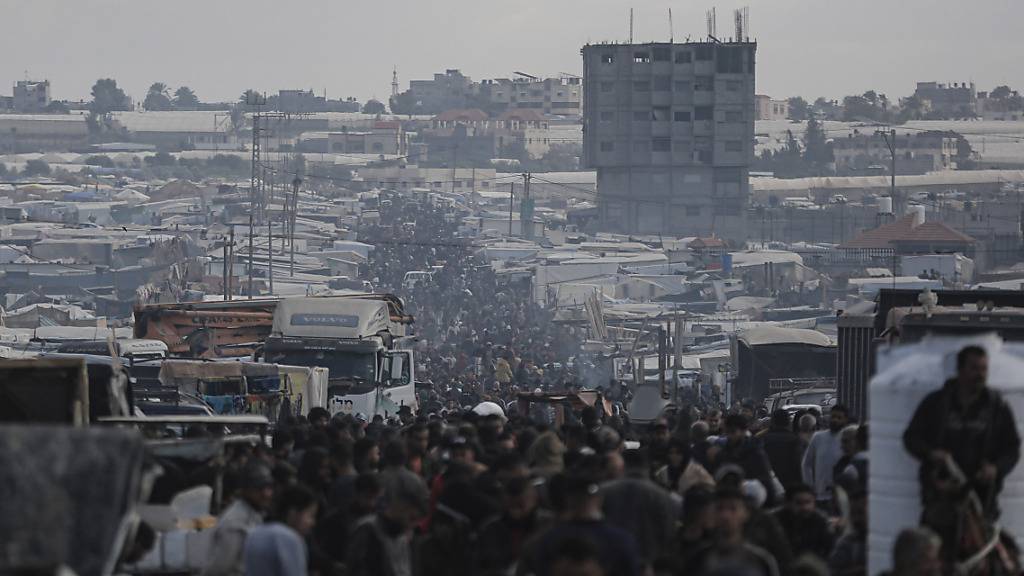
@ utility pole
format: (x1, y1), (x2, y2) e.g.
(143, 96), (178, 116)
(450, 143), (458, 196)
(290, 177), (300, 277)
(521, 172), (533, 239)
(227, 226), (235, 301)
(876, 128), (898, 214)
(508, 181), (515, 237)
(267, 168), (274, 297)
(222, 229), (229, 300)
(248, 96), (261, 300)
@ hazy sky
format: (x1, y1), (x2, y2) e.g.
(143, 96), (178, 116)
(3, 0), (1022, 105)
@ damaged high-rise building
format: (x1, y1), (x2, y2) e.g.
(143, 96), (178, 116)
(582, 41), (756, 241)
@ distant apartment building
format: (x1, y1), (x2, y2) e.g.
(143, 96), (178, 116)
(913, 82), (977, 118)
(0, 114), (89, 152)
(831, 132), (958, 175)
(582, 41), (756, 240)
(275, 89), (360, 113)
(754, 95), (788, 120)
(297, 121), (406, 155)
(408, 69), (474, 114)
(477, 76), (583, 117)
(13, 80), (51, 112)
(422, 108), (569, 162)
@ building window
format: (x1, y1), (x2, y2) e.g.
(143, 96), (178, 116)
(673, 81), (691, 92)
(695, 44), (714, 61)
(652, 46), (671, 61)
(633, 80), (650, 92)
(634, 51), (650, 63)
(674, 110), (692, 122)
(633, 110), (650, 121)
(652, 106), (670, 121)
(725, 140), (743, 152)
(715, 167), (742, 182)
(652, 138), (671, 152)
(599, 110), (614, 122)
(694, 106), (713, 120)
(633, 140), (649, 152)
(686, 206), (701, 216)
(601, 54), (614, 64)
(675, 50), (693, 64)
(725, 110), (742, 122)
(653, 75), (671, 91)
(599, 141), (615, 152)
(600, 81), (614, 93)
(726, 80), (741, 92)
(694, 77), (714, 91)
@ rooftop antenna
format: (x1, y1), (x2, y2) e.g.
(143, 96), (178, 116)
(734, 8), (743, 42)
(669, 8), (674, 43)
(706, 8), (718, 41)
(629, 8), (634, 44)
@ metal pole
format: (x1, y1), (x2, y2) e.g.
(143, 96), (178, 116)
(890, 129), (897, 213)
(290, 177), (300, 277)
(658, 326), (667, 399)
(223, 231), (229, 300)
(508, 181), (515, 236)
(227, 226), (234, 300)
(248, 112), (259, 300)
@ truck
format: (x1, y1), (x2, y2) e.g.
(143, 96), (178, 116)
(261, 295), (415, 418)
(135, 294), (417, 418)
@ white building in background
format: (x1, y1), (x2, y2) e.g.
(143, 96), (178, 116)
(754, 95), (788, 120)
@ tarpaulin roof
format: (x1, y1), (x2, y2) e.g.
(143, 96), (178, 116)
(738, 325), (833, 347)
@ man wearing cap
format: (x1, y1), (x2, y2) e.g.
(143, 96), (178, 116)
(202, 462), (274, 576)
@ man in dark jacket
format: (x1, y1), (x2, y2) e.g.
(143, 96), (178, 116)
(903, 345), (1021, 519)
(760, 410), (804, 491)
(713, 413), (779, 506)
(773, 483), (834, 561)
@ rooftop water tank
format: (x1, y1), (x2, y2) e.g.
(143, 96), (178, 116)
(869, 335), (1024, 574)
(877, 196), (893, 214)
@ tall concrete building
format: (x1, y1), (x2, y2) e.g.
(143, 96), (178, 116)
(13, 80), (51, 112)
(582, 41), (756, 240)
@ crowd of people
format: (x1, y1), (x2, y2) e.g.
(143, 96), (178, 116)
(179, 193), (1021, 576)
(198, 399), (879, 576)
(360, 192), (596, 413)
(187, 192), (888, 576)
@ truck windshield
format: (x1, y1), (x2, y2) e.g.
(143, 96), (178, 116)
(266, 349), (376, 392)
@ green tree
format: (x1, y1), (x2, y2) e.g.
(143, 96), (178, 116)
(173, 86), (200, 110)
(362, 99), (386, 115)
(389, 91), (418, 115)
(842, 95), (881, 122)
(991, 85), (1013, 100)
(24, 159), (51, 177)
(239, 89), (263, 105)
(84, 155), (115, 167)
(787, 97), (809, 121)
(89, 78), (132, 115)
(897, 96), (925, 123)
(803, 117), (832, 167)
(143, 82), (174, 111)
(145, 151), (177, 166)
(863, 90), (878, 106)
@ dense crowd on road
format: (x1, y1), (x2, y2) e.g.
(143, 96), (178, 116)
(203, 401), (879, 576)
(190, 191), (899, 576)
